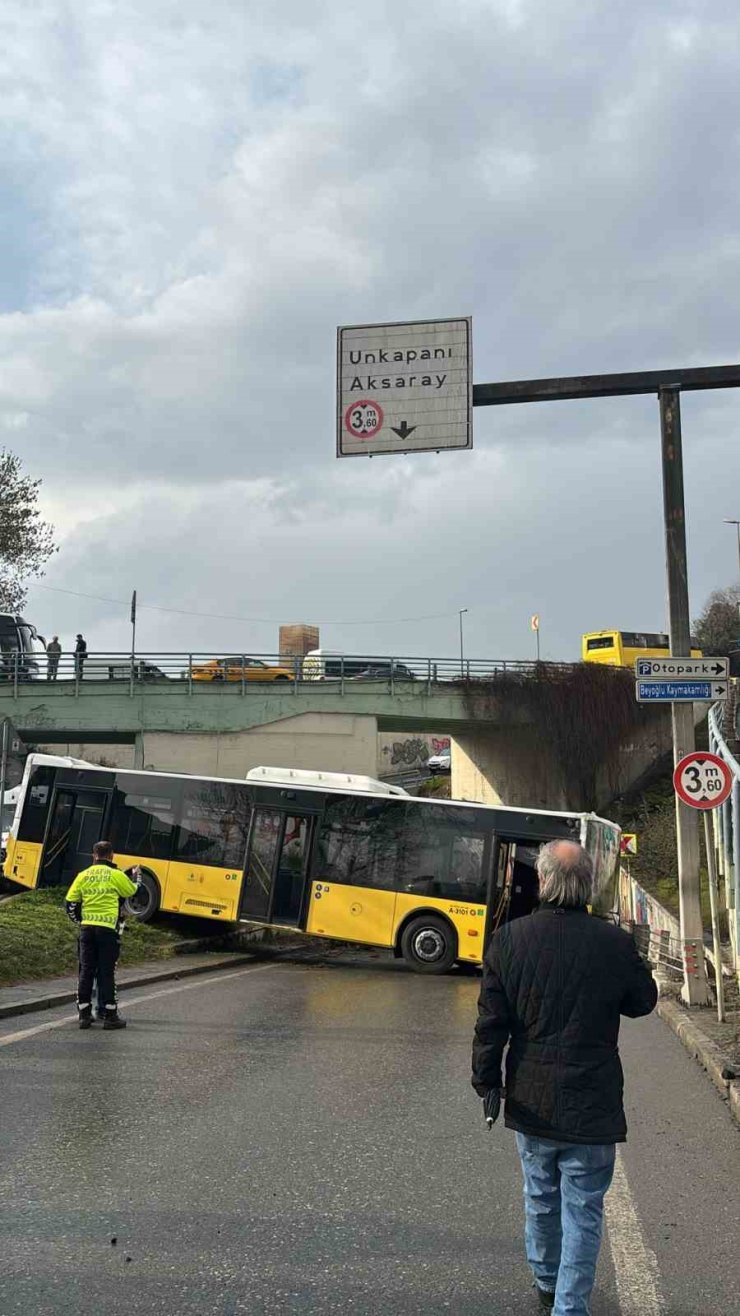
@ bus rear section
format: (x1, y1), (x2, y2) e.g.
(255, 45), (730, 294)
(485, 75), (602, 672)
(583, 630), (702, 667)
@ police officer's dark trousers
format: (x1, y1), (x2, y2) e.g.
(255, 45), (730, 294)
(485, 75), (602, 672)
(78, 927), (119, 1013)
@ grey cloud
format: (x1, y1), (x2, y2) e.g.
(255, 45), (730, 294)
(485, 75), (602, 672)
(3, 0), (740, 659)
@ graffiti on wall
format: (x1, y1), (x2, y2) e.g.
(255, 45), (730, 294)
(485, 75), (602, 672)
(377, 734), (451, 771)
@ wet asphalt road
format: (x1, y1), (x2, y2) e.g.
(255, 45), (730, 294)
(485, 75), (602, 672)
(1, 947), (738, 1316)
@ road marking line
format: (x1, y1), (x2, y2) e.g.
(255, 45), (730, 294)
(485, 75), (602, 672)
(605, 1149), (664, 1315)
(0, 962), (278, 1049)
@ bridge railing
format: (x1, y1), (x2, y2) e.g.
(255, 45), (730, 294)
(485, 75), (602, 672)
(708, 701), (740, 981)
(0, 650), (580, 696)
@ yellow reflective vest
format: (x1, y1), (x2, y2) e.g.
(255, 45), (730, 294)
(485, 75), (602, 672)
(65, 863), (138, 930)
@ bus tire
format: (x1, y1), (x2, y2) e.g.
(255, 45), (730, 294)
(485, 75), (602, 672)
(400, 915), (457, 974)
(123, 868), (161, 923)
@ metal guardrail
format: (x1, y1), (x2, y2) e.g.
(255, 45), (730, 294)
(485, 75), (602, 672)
(708, 701), (740, 981)
(0, 650), (581, 697)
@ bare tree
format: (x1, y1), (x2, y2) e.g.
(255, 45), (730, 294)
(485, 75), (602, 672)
(692, 585), (740, 658)
(0, 450), (57, 613)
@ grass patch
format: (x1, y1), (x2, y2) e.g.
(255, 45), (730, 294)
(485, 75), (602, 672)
(0, 887), (186, 987)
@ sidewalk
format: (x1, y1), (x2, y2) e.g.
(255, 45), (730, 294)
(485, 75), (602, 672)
(0, 950), (261, 1021)
(656, 975), (740, 1129)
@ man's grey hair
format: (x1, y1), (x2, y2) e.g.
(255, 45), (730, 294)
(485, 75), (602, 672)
(536, 841), (594, 908)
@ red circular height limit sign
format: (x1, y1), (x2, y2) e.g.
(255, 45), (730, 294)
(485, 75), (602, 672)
(673, 751), (733, 810)
(344, 399), (384, 439)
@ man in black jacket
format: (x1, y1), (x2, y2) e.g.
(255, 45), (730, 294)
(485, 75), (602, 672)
(471, 840), (657, 1315)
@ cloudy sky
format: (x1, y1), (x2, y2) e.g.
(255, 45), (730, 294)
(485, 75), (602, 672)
(2, 0), (739, 663)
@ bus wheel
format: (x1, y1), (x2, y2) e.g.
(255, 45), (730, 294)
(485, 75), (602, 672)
(123, 868), (160, 923)
(400, 916), (457, 974)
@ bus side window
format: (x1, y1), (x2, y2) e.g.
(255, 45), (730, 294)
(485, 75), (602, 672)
(176, 783), (252, 868)
(316, 797), (402, 889)
(111, 790), (175, 861)
(401, 804), (487, 902)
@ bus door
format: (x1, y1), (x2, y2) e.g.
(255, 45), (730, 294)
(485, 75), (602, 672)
(240, 808), (313, 926)
(40, 786), (111, 887)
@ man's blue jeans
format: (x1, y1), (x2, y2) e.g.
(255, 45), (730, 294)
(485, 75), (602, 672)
(515, 1133), (616, 1316)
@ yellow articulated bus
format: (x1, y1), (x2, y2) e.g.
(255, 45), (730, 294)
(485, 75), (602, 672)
(3, 756), (621, 974)
(582, 630), (702, 668)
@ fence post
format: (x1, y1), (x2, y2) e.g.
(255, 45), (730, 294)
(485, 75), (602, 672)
(188, 654), (193, 696)
(13, 651), (19, 700)
(390, 660), (395, 697)
(726, 773), (732, 984)
(704, 812), (725, 1022)
(426, 658), (431, 696)
(129, 654), (135, 698)
(340, 656), (345, 697)
(241, 655), (246, 697)
(294, 655), (299, 695)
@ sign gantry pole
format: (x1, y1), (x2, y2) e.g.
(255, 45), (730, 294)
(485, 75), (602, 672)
(659, 388), (710, 1004)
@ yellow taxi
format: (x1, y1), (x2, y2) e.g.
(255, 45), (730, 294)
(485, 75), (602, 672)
(192, 656), (294, 683)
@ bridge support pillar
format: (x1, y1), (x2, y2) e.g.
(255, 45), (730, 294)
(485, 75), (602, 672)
(133, 733), (145, 770)
(451, 729), (568, 810)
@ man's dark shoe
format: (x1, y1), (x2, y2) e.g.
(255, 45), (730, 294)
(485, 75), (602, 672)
(535, 1286), (555, 1310)
(78, 1006), (93, 1030)
(103, 1013), (127, 1030)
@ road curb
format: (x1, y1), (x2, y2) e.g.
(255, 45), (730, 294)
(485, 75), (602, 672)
(0, 953), (263, 1022)
(656, 997), (739, 1127)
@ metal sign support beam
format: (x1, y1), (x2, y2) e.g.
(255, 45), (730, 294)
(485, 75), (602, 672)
(659, 388), (709, 1004)
(472, 360), (740, 1007)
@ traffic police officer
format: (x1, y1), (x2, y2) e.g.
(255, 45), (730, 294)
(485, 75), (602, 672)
(65, 840), (138, 1029)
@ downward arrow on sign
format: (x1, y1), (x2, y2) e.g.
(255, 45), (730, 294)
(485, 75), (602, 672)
(391, 421), (417, 440)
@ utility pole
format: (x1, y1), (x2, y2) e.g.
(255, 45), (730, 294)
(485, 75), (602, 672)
(130, 590), (137, 663)
(459, 608), (467, 677)
(723, 518), (740, 579)
(659, 388), (710, 1005)
(0, 718), (8, 842)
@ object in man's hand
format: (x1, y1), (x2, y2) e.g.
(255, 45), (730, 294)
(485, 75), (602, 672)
(483, 1088), (501, 1128)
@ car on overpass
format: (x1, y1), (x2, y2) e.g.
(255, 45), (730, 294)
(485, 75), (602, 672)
(191, 656), (294, 683)
(348, 661), (417, 682)
(426, 747), (451, 774)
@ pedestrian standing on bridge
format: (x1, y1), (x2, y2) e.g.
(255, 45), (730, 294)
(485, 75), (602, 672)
(65, 840), (138, 1030)
(74, 633), (87, 679)
(46, 636), (61, 680)
(471, 840), (657, 1316)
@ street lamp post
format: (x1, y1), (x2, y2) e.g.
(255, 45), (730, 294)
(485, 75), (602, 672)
(723, 519), (740, 578)
(459, 608), (468, 677)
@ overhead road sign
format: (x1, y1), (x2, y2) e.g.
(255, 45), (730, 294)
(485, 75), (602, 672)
(337, 317), (472, 457)
(635, 657), (728, 679)
(635, 680), (729, 703)
(673, 752), (733, 810)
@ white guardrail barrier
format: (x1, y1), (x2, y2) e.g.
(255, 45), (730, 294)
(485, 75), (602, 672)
(708, 700), (740, 981)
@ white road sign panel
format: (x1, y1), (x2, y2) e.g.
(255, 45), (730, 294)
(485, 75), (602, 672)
(635, 656), (728, 679)
(635, 680), (729, 703)
(337, 317), (472, 457)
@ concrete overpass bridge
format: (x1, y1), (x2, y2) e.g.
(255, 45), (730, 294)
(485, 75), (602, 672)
(0, 652), (674, 810)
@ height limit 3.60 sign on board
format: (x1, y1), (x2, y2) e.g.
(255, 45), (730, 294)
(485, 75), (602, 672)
(673, 752), (733, 810)
(337, 317), (473, 457)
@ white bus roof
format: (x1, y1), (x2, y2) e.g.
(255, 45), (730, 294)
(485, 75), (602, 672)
(246, 766), (409, 797)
